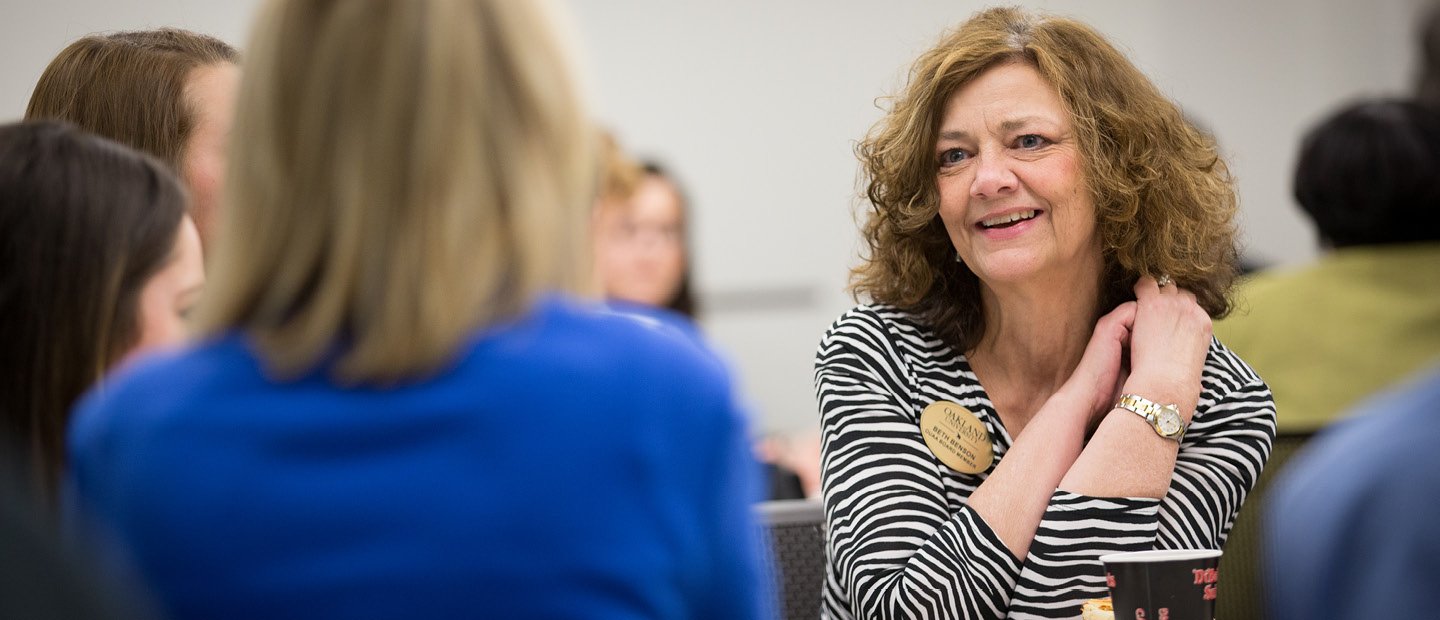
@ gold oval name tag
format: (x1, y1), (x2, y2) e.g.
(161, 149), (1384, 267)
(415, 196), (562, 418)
(919, 401), (995, 474)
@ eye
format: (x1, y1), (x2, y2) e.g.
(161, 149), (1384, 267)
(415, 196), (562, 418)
(1016, 134), (1049, 149)
(938, 148), (969, 167)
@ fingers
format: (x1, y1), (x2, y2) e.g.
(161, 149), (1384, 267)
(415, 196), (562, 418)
(1134, 275), (1163, 300)
(1135, 274), (1196, 300)
(1089, 301), (1136, 348)
(1123, 273), (1212, 406)
(1156, 274), (1177, 296)
(1106, 300), (1138, 327)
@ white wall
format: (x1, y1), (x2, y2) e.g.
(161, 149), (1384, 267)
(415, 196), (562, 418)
(0, 1), (260, 119)
(562, 0), (1427, 434)
(1, 1), (1427, 434)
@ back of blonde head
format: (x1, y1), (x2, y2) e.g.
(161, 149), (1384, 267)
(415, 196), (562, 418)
(201, 0), (595, 383)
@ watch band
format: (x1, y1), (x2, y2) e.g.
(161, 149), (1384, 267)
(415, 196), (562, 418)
(1114, 393), (1186, 441)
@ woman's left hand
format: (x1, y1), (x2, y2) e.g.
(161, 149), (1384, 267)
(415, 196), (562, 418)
(1059, 275), (1212, 498)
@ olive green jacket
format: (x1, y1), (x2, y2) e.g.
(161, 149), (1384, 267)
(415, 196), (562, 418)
(1214, 243), (1440, 432)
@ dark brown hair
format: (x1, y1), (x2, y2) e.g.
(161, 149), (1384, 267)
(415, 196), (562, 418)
(1294, 99), (1440, 248)
(640, 162), (699, 319)
(852, 7), (1238, 352)
(24, 28), (238, 170)
(0, 121), (188, 500)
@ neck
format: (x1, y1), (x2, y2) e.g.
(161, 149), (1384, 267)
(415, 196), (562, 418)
(968, 269), (1102, 395)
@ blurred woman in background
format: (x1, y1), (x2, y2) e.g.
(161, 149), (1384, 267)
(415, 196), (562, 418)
(26, 28), (238, 246)
(64, 1), (770, 618)
(593, 136), (698, 319)
(0, 121), (201, 503)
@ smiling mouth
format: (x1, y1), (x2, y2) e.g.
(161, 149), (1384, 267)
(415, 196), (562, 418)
(979, 209), (1039, 229)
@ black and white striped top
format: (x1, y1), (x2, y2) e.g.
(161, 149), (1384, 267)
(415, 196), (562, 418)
(814, 304), (1276, 619)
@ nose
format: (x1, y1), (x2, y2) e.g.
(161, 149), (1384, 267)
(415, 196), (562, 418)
(969, 153), (1017, 199)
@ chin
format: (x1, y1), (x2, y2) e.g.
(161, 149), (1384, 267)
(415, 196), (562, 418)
(970, 257), (1047, 286)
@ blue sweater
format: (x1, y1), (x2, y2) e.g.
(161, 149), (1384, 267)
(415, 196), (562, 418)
(67, 296), (773, 619)
(1265, 366), (1440, 620)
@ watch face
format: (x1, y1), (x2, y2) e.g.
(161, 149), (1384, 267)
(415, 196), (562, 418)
(1157, 407), (1183, 436)
(1158, 416), (1182, 435)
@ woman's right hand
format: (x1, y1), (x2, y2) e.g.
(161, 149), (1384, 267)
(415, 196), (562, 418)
(1059, 301), (1136, 429)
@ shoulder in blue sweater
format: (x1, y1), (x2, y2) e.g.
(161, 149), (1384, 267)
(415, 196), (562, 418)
(66, 294), (772, 620)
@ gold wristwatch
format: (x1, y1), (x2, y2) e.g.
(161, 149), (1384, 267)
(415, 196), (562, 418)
(1114, 393), (1186, 442)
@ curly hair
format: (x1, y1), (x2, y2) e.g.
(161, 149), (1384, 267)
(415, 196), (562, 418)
(852, 7), (1238, 352)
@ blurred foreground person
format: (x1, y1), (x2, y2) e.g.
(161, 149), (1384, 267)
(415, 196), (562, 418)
(1266, 364), (1440, 619)
(65, 1), (771, 619)
(0, 121), (201, 503)
(1, 449), (160, 620)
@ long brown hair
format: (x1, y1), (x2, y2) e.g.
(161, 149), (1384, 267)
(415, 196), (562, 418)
(0, 121), (188, 499)
(639, 162), (699, 319)
(852, 7), (1238, 352)
(25, 28), (238, 170)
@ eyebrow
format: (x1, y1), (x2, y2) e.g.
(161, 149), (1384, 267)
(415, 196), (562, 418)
(937, 116), (1054, 142)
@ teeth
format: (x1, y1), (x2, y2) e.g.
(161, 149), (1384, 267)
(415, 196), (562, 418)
(981, 210), (1036, 228)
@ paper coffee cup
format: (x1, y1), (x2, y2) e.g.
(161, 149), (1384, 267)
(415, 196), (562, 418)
(1099, 549), (1221, 620)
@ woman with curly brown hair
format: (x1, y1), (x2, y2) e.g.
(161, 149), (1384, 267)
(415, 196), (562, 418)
(814, 7), (1275, 619)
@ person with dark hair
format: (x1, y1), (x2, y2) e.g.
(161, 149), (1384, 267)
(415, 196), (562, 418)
(1214, 99), (1440, 432)
(26, 28), (239, 246)
(0, 120), (203, 502)
(816, 7), (1274, 618)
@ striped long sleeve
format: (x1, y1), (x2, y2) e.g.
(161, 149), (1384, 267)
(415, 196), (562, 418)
(815, 305), (1276, 619)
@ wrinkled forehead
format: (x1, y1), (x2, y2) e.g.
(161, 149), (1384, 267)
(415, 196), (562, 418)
(937, 62), (1073, 137)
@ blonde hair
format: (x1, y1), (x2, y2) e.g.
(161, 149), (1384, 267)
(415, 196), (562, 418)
(595, 130), (644, 206)
(853, 7), (1238, 352)
(199, 0), (595, 383)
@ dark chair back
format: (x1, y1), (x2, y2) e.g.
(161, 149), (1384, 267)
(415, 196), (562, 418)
(758, 499), (826, 620)
(1216, 430), (1314, 620)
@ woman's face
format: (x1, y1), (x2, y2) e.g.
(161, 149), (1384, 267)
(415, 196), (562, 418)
(934, 62), (1101, 289)
(593, 176), (687, 308)
(180, 61), (240, 248)
(127, 216), (205, 362)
